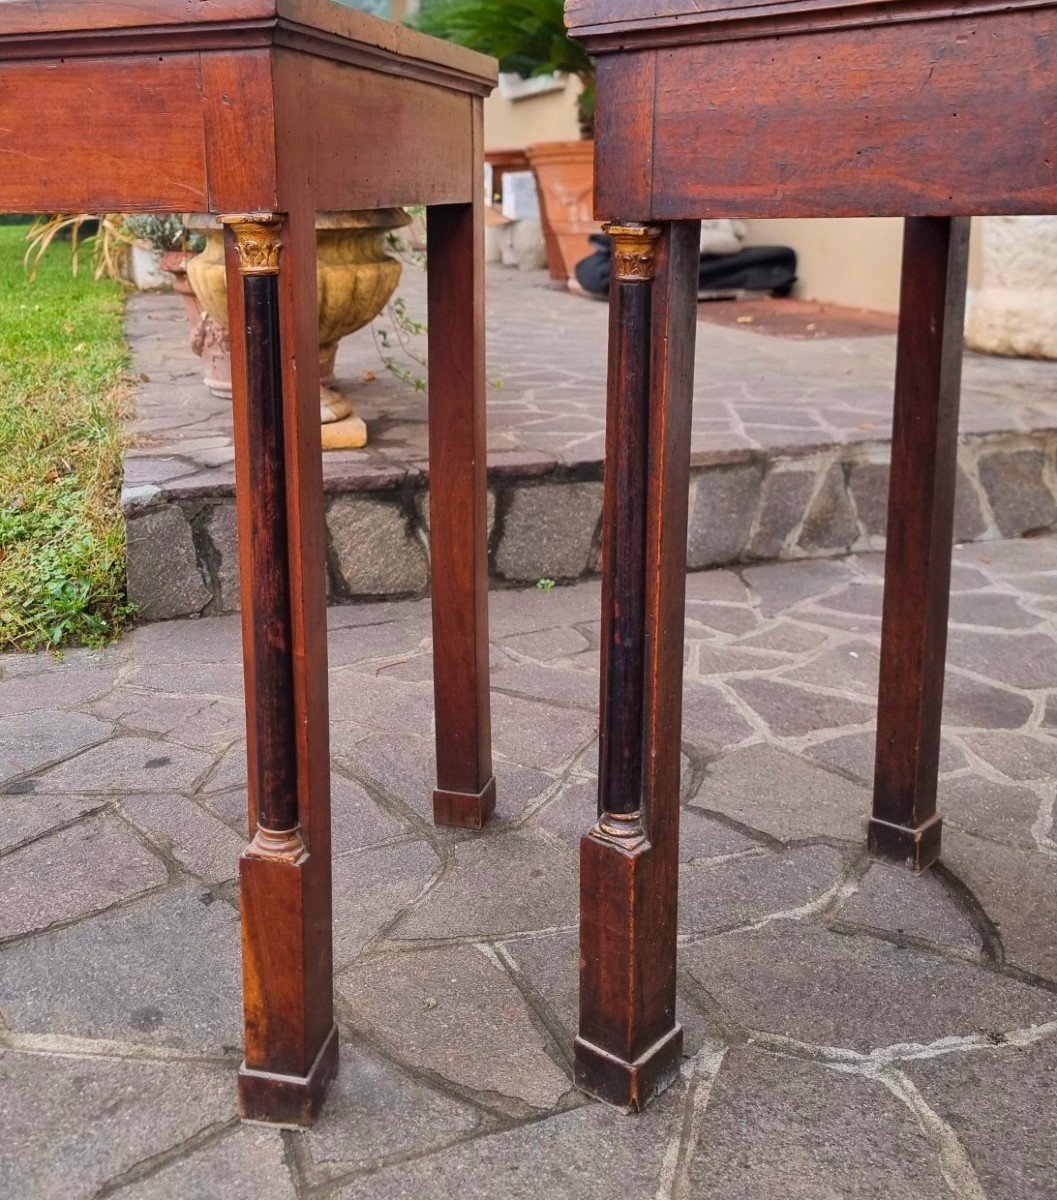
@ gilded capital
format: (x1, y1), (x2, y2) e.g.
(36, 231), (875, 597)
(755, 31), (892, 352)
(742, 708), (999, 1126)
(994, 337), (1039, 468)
(219, 214), (284, 276)
(604, 223), (662, 283)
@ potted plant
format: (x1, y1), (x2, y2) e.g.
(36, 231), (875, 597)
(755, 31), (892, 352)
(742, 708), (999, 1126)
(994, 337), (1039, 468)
(415, 0), (598, 285)
(24, 213), (130, 284)
(25, 213), (200, 291)
(122, 215), (191, 290)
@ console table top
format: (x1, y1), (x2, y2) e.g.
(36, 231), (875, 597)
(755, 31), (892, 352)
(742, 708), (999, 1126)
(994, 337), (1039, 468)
(566, 0), (1056, 47)
(0, 0), (496, 87)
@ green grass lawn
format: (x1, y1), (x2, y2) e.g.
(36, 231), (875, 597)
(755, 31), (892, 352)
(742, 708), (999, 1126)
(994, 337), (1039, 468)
(0, 223), (133, 651)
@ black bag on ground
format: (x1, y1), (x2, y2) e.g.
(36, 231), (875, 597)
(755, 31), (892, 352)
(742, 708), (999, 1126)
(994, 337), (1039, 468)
(574, 235), (797, 299)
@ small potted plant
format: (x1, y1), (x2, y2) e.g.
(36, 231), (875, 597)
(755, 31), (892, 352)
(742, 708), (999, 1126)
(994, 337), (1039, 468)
(24, 213), (130, 284)
(415, 0), (598, 285)
(122, 215), (191, 290)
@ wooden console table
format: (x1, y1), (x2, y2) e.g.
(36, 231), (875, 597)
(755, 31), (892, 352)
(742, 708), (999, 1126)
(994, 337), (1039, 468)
(566, 0), (1057, 1110)
(0, 0), (496, 1125)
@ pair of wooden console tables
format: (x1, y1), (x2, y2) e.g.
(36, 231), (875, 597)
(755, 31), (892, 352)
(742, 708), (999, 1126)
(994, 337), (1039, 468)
(4, 0), (1050, 1126)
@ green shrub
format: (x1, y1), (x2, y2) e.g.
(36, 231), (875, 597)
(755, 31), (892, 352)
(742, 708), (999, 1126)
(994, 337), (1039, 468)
(415, 0), (595, 134)
(0, 224), (133, 650)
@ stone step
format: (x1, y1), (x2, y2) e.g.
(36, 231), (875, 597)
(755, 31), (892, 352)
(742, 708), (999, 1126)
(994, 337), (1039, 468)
(124, 429), (1057, 622)
(121, 269), (1057, 623)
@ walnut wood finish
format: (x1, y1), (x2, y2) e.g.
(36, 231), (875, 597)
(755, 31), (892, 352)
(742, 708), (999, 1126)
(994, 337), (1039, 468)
(427, 165), (497, 831)
(225, 219), (298, 839)
(0, 0), (493, 82)
(577, 2), (1057, 221)
(567, 0), (1057, 1111)
(0, 5), (494, 214)
(870, 217), (970, 871)
(0, 0), (496, 1127)
(225, 212), (337, 1125)
(577, 221), (700, 1110)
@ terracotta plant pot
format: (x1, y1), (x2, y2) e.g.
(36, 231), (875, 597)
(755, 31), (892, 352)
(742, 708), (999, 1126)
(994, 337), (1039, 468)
(485, 147), (531, 204)
(184, 210), (411, 449)
(526, 140), (600, 285)
(161, 250), (234, 398)
(159, 250), (196, 318)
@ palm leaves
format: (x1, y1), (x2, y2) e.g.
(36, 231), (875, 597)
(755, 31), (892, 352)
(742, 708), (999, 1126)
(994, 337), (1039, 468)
(23, 215), (131, 283)
(414, 0), (595, 134)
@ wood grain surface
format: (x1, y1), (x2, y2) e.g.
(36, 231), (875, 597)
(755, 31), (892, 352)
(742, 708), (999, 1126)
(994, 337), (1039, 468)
(871, 217), (969, 870)
(0, 0), (496, 88)
(578, 222), (700, 1109)
(590, 8), (1057, 220)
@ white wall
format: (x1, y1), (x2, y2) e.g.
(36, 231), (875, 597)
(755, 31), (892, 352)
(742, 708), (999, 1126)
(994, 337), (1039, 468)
(743, 218), (905, 313)
(483, 78), (582, 152)
(743, 218), (983, 314)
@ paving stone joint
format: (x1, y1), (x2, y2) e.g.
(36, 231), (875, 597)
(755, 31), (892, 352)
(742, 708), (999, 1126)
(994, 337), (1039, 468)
(3, 538), (1057, 1196)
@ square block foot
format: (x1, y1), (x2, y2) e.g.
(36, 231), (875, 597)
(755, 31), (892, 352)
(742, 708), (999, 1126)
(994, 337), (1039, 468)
(238, 1023), (339, 1127)
(433, 775), (496, 831)
(868, 813), (942, 873)
(574, 1025), (683, 1111)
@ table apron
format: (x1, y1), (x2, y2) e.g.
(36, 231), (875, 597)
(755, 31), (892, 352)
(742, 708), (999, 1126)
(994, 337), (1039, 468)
(593, 8), (1057, 220)
(0, 48), (478, 214)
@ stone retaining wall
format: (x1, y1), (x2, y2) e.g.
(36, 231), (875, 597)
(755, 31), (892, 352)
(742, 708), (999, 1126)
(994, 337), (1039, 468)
(123, 429), (1057, 621)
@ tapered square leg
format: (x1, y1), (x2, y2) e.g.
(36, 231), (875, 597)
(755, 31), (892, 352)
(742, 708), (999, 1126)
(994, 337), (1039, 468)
(426, 99), (495, 832)
(871, 217), (970, 872)
(224, 209), (336, 1126)
(577, 221), (700, 1111)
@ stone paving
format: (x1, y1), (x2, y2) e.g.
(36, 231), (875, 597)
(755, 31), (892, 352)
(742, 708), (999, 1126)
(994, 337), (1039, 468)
(123, 264), (1057, 619)
(3, 538), (1057, 1197)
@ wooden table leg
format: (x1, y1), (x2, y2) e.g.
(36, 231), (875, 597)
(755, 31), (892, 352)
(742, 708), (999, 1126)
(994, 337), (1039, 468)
(223, 211), (337, 1126)
(426, 133), (496, 832)
(576, 220), (700, 1110)
(870, 216), (970, 872)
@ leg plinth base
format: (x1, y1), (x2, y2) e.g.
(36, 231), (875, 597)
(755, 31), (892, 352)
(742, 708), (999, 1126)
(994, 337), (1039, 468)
(578, 830), (681, 1110)
(575, 1025), (683, 1111)
(868, 813), (942, 872)
(433, 775), (496, 831)
(238, 1022), (339, 1127)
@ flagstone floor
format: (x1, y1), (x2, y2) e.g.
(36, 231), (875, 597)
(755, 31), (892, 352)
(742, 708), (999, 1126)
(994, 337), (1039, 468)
(127, 264), (1057, 494)
(3, 538), (1057, 1198)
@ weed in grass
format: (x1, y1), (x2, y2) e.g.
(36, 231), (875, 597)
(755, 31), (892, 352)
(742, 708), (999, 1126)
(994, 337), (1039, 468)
(0, 224), (133, 651)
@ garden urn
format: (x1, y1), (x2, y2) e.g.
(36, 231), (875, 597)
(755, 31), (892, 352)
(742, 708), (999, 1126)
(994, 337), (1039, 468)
(525, 141), (600, 286)
(184, 209), (411, 449)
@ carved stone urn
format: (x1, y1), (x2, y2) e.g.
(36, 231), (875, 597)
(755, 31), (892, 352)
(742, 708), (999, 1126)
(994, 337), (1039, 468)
(185, 209), (411, 449)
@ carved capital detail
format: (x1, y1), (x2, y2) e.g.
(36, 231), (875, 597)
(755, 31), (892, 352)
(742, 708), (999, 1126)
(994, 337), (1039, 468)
(220, 214), (284, 276)
(593, 809), (647, 850)
(246, 824), (306, 864)
(604, 223), (662, 283)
